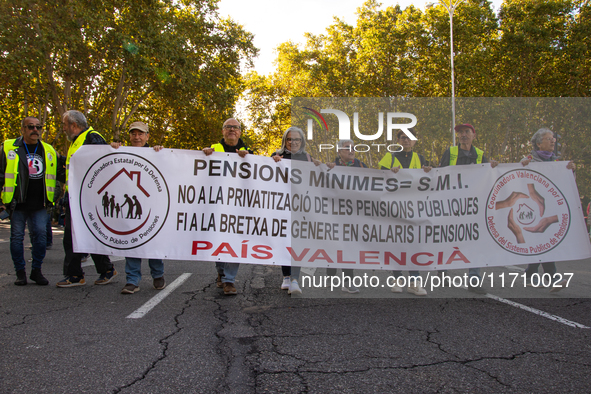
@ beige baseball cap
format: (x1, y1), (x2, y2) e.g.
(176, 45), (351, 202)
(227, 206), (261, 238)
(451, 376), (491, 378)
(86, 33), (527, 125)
(128, 121), (149, 133)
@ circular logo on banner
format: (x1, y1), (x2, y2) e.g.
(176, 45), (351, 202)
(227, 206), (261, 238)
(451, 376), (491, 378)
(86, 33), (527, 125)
(485, 169), (570, 256)
(79, 153), (169, 249)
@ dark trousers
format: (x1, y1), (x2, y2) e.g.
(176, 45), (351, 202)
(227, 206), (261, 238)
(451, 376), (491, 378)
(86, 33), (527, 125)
(326, 268), (354, 278)
(46, 213), (53, 245)
(63, 204), (112, 277)
(525, 262), (556, 278)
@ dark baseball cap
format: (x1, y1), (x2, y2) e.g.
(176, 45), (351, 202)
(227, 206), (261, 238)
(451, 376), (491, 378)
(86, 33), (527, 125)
(454, 124), (475, 133)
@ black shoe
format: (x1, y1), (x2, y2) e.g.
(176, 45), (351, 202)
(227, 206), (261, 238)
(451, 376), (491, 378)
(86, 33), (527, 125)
(30, 268), (49, 286)
(15, 269), (27, 286)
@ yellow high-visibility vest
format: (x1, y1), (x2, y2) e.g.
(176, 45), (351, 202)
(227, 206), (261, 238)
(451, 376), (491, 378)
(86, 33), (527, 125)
(378, 151), (421, 169)
(211, 143), (247, 153)
(449, 146), (483, 166)
(2, 139), (57, 204)
(65, 127), (105, 191)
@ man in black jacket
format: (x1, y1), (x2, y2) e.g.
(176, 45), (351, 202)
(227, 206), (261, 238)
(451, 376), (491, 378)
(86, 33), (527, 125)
(1, 117), (59, 285)
(57, 110), (117, 287)
(203, 118), (253, 295)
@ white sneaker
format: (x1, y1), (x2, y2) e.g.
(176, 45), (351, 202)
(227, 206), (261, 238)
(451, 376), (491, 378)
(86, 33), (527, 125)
(288, 279), (302, 295)
(408, 285), (427, 296)
(281, 276), (291, 290)
(341, 286), (360, 294)
(391, 284), (403, 293)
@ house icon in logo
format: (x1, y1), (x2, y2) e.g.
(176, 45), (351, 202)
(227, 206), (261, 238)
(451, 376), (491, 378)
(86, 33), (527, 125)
(95, 169), (153, 235)
(516, 203), (536, 226)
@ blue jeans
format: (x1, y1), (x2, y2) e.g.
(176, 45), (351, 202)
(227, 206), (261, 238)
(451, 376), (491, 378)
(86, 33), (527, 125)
(27, 213), (52, 247)
(46, 213), (52, 245)
(468, 268), (481, 279)
(11, 209), (47, 272)
(216, 262), (239, 283)
(125, 257), (164, 286)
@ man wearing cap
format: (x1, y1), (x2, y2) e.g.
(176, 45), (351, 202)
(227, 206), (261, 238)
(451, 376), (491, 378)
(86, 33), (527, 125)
(439, 124), (497, 167)
(378, 128), (432, 296)
(1, 117), (59, 286)
(439, 123), (498, 294)
(111, 121), (166, 294)
(57, 110), (117, 287)
(203, 118), (253, 295)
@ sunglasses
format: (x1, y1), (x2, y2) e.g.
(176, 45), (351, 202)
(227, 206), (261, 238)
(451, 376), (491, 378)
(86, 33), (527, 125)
(223, 125), (241, 130)
(26, 125), (43, 130)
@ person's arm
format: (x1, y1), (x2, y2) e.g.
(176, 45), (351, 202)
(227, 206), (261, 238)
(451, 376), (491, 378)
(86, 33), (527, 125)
(439, 149), (450, 168)
(271, 152), (282, 162)
(419, 153), (432, 173)
(0, 143), (5, 213)
(482, 155), (498, 168)
(56, 155), (67, 184)
(307, 154), (321, 166)
(0, 141), (6, 191)
(85, 132), (108, 145)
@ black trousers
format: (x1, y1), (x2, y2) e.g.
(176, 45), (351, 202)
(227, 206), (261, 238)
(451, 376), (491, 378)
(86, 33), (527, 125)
(63, 204), (113, 277)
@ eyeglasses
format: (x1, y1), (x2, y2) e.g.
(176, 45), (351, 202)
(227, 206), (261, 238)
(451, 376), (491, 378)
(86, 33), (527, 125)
(398, 136), (411, 141)
(223, 125), (240, 130)
(26, 125), (43, 130)
(287, 138), (302, 143)
(542, 137), (556, 142)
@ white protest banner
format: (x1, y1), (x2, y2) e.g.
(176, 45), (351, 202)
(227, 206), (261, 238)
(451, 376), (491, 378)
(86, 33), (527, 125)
(69, 146), (591, 271)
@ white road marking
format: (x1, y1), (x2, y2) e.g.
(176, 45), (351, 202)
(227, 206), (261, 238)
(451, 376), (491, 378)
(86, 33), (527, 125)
(486, 293), (589, 329)
(126, 273), (192, 319)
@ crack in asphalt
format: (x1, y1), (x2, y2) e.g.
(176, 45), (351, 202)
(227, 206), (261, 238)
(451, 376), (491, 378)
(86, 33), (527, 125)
(111, 285), (208, 394)
(1, 287), (93, 329)
(209, 274), (259, 393)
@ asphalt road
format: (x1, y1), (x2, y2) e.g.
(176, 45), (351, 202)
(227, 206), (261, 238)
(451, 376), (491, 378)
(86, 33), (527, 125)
(1, 221), (590, 393)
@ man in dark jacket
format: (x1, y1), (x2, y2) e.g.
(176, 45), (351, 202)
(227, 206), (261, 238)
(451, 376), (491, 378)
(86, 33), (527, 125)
(203, 118), (253, 295)
(56, 110), (117, 287)
(1, 117), (59, 285)
(439, 124), (498, 294)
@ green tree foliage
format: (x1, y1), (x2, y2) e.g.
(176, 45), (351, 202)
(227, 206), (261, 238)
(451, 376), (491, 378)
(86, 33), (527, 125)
(244, 0), (591, 198)
(0, 0), (256, 152)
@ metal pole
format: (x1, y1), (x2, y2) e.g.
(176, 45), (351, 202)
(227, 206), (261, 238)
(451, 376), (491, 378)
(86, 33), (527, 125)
(441, 0), (465, 147)
(449, 6), (456, 147)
